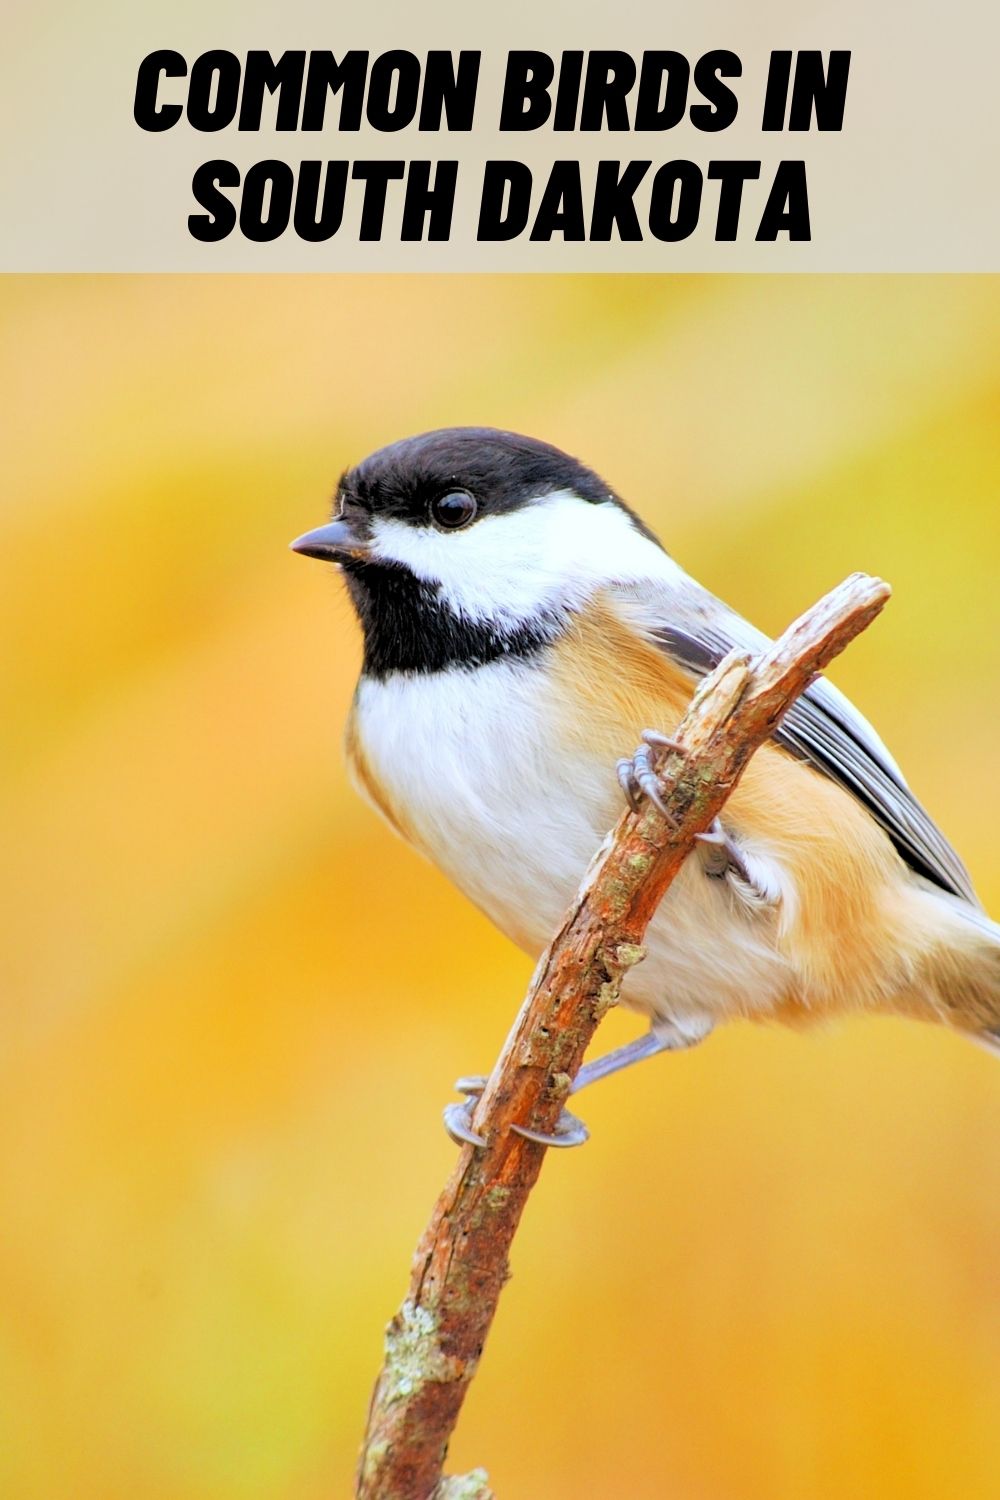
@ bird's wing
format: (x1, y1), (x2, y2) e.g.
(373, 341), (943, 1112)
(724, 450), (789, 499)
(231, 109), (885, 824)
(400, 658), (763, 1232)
(611, 576), (978, 906)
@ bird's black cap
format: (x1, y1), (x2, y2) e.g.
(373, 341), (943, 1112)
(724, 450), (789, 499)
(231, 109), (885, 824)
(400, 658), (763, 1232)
(339, 426), (614, 520)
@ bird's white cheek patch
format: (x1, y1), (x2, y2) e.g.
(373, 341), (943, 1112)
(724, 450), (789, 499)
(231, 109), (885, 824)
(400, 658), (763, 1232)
(368, 494), (683, 626)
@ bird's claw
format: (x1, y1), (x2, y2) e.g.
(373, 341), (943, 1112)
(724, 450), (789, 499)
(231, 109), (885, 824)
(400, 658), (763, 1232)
(616, 756), (643, 813)
(694, 819), (775, 905)
(443, 1075), (488, 1148)
(511, 1109), (590, 1148)
(453, 1074), (488, 1097)
(443, 1100), (488, 1149)
(693, 818), (728, 848)
(693, 817), (733, 876)
(641, 728), (686, 753)
(617, 728), (686, 824)
(443, 1075), (589, 1150)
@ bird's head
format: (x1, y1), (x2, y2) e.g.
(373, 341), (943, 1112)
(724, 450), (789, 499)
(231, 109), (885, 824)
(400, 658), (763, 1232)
(291, 427), (666, 676)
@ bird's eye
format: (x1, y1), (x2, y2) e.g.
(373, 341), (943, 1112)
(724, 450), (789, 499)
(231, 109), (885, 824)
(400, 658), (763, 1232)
(429, 490), (478, 530)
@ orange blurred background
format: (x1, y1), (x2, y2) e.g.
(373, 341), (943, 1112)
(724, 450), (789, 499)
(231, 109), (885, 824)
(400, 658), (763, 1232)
(2, 275), (999, 1499)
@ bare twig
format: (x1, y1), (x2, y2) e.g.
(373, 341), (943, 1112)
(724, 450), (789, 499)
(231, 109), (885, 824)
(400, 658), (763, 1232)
(356, 573), (891, 1500)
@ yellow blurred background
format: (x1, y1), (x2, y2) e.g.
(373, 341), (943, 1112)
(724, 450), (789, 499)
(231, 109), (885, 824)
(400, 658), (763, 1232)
(2, 275), (999, 1500)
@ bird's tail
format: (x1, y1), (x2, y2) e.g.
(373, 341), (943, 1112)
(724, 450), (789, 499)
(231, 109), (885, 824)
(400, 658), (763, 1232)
(974, 1027), (1000, 1059)
(909, 888), (1000, 1054)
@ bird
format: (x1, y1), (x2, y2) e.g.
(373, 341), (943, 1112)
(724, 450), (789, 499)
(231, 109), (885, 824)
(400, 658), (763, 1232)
(291, 426), (999, 1147)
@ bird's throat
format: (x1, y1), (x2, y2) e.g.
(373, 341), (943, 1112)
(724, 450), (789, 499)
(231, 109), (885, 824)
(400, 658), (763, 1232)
(342, 558), (559, 678)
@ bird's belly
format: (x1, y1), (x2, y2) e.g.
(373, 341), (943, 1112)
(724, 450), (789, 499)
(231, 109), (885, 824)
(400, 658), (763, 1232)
(351, 663), (611, 950)
(350, 663), (791, 1027)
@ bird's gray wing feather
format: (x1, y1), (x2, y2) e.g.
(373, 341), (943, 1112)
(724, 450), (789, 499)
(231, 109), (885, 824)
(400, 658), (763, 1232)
(613, 578), (978, 906)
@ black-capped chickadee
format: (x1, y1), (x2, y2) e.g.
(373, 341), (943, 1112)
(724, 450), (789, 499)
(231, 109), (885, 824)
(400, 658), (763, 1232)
(292, 428), (998, 1145)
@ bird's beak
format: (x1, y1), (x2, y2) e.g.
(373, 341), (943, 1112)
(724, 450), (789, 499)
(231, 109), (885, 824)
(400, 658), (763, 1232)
(289, 515), (369, 563)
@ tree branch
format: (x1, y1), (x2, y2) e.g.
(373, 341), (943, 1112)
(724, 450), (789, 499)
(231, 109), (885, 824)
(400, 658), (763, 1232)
(355, 572), (892, 1500)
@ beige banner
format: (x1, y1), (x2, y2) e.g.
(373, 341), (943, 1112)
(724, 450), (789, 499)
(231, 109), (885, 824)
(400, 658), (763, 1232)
(2, 0), (997, 270)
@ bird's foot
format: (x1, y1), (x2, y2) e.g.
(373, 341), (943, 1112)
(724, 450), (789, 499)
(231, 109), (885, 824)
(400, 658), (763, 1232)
(616, 729), (686, 822)
(443, 1076), (590, 1150)
(616, 735), (777, 913)
(442, 1077), (490, 1149)
(693, 817), (737, 877)
(442, 1016), (712, 1151)
(695, 819), (779, 908)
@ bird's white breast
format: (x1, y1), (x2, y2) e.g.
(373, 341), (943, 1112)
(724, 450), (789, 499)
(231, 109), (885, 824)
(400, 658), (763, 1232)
(352, 660), (619, 954)
(350, 657), (792, 1030)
